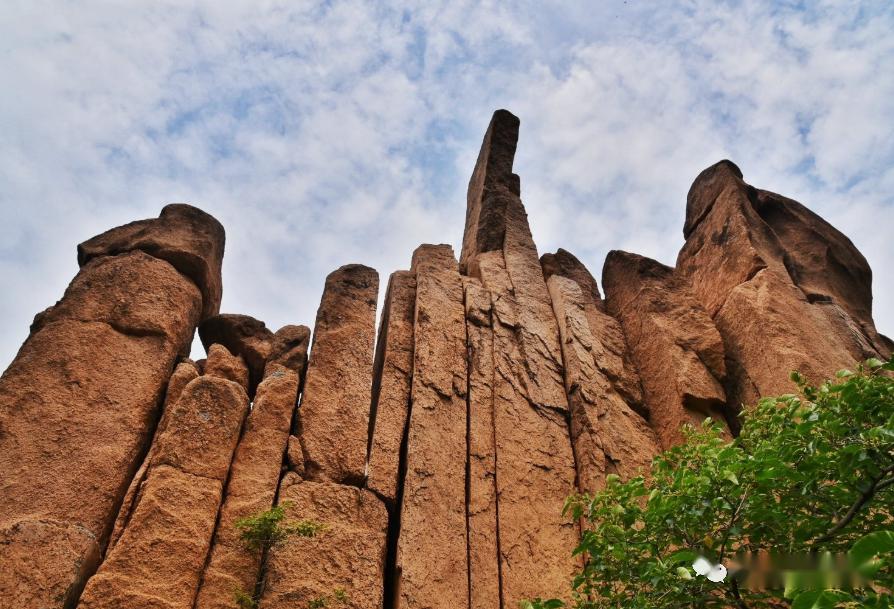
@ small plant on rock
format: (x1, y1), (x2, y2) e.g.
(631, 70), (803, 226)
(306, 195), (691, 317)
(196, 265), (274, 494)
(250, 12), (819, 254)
(235, 501), (327, 553)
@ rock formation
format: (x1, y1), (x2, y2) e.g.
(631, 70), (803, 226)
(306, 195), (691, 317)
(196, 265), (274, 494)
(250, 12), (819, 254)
(0, 110), (888, 609)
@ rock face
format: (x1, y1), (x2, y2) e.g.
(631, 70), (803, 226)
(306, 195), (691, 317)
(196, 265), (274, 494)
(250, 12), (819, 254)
(461, 110), (580, 606)
(397, 245), (469, 609)
(296, 264), (379, 486)
(677, 160), (891, 408)
(603, 251), (730, 447)
(0, 205), (221, 608)
(195, 368), (300, 609)
(77, 374), (249, 609)
(367, 270), (416, 505)
(0, 111), (890, 609)
(260, 474), (388, 609)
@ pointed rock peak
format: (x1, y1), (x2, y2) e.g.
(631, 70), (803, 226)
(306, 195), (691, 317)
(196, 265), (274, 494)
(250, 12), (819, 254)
(461, 110), (522, 270)
(684, 159), (746, 238)
(411, 243), (458, 274)
(540, 248), (603, 305)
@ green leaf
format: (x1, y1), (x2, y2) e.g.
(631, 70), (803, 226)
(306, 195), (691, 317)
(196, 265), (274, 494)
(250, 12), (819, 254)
(849, 530), (894, 567)
(675, 566), (692, 580)
(791, 589), (851, 609)
(723, 471), (739, 485)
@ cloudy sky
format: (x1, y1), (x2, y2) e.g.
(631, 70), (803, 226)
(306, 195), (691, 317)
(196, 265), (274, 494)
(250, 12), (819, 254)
(1, 1), (892, 367)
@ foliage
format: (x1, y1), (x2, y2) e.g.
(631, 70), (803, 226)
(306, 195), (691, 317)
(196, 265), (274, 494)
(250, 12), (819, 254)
(530, 357), (894, 608)
(233, 587), (258, 609)
(307, 588), (349, 609)
(235, 501), (327, 553)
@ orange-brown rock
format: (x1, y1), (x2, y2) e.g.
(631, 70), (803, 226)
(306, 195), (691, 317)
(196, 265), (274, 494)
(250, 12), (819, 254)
(77, 203), (225, 319)
(548, 275), (659, 491)
(603, 251), (729, 448)
(0, 249), (205, 607)
(199, 313), (274, 394)
(367, 270), (416, 505)
(397, 245), (469, 609)
(77, 374), (248, 608)
(296, 264), (378, 485)
(109, 359), (200, 550)
(461, 110), (579, 606)
(265, 324), (311, 378)
(286, 434), (305, 475)
(541, 249), (646, 418)
(204, 342), (250, 392)
(195, 369), (300, 609)
(259, 473), (388, 609)
(677, 161), (890, 408)
(464, 279), (500, 609)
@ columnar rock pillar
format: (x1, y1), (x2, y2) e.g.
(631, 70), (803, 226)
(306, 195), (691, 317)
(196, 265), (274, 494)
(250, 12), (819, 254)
(397, 245), (470, 609)
(603, 251), (730, 448)
(677, 160), (891, 408)
(77, 347), (249, 608)
(194, 324), (307, 609)
(460, 110), (579, 606)
(296, 264), (379, 485)
(0, 204), (224, 608)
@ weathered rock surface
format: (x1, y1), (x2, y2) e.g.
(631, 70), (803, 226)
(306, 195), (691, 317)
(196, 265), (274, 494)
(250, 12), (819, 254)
(397, 245), (469, 609)
(77, 203), (225, 319)
(195, 369), (300, 609)
(677, 160), (890, 408)
(109, 359), (200, 550)
(464, 279), (500, 609)
(297, 264), (378, 485)
(204, 343), (250, 393)
(286, 434), (306, 475)
(541, 249), (646, 418)
(603, 251), (729, 448)
(548, 275), (659, 491)
(260, 474), (388, 609)
(0, 249), (205, 608)
(461, 110), (579, 606)
(265, 324), (311, 379)
(77, 375), (248, 609)
(367, 270), (416, 505)
(199, 314), (273, 394)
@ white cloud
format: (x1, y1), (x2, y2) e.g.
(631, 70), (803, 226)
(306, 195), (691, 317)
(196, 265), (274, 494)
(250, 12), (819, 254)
(0, 0), (891, 369)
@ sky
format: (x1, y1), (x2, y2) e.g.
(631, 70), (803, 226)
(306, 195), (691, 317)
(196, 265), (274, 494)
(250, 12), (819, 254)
(1, 1), (892, 368)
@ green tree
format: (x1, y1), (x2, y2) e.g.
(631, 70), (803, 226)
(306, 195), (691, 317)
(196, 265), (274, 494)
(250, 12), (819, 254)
(530, 357), (894, 608)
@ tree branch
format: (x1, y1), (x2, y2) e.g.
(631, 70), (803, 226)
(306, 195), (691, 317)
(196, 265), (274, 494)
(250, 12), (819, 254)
(814, 464), (894, 545)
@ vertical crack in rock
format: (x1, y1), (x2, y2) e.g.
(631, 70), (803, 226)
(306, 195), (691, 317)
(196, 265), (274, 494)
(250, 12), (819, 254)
(198, 314), (275, 397)
(460, 110), (579, 607)
(464, 279), (501, 609)
(603, 251), (731, 449)
(193, 364), (301, 609)
(0, 205), (222, 608)
(367, 271), (417, 507)
(297, 264), (379, 486)
(398, 245), (470, 609)
(76, 363), (250, 609)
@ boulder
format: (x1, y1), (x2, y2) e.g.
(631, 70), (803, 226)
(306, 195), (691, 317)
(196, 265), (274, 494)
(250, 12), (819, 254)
(199, 313), (273, 394)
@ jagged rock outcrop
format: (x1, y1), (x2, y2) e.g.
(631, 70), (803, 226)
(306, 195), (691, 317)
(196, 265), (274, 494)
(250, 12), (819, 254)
(461, 110), (579, 606)
(367, 270), (416, 505)
(0, 205), (222, 608)
(77, 368), (248, 609)
(678, 160), (891, 408)
(199, 313), (274, 394)
(397, 245), (469, 609)
(296, 264), (379, 485)
(0, 110), (890, 609)
(603, 251), (730, 447)
(195, 367), (300, 609)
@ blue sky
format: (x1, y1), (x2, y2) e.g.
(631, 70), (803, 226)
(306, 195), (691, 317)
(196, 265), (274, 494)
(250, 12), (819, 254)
(1, 1), (892, 367)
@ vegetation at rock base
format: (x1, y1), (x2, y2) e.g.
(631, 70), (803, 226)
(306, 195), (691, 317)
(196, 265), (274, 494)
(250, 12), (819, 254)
(235, 500), (327, 552)
(233, 587), (259, 609)
(527, 357), (894, 608)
